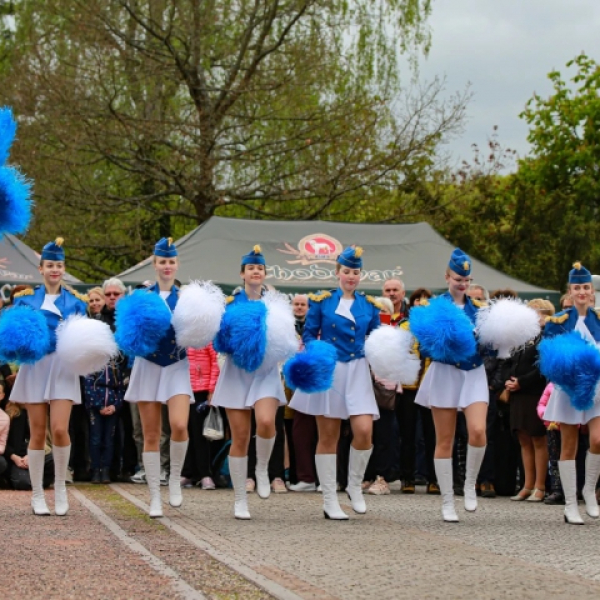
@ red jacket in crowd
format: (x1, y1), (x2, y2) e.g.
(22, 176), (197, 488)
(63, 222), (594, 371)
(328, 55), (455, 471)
(187, 344), (220, 393)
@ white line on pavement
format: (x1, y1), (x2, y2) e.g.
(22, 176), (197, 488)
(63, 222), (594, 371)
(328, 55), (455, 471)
(71, 488), (206, 600)
(111, 484), (306, 600)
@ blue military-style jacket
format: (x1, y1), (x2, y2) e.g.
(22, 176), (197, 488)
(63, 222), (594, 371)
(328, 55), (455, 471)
(303, 288), (381, 363)
(543, 306), (600, 341)
(144, 283), (186, 367)
(13, 285), (88, 352)
(437, 291), (485, 371)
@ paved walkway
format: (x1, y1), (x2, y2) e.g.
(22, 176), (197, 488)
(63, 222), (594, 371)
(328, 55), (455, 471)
(3, 483), (600, 599)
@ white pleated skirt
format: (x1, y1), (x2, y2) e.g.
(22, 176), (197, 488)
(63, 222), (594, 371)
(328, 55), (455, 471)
(211, 356), (286, 410)
(415, 362), (488, 410)
(290, 358), (379, 420)
(542, 385), (600, 425)
(124, 357), (193, 404)
(11, 352), (82, 405)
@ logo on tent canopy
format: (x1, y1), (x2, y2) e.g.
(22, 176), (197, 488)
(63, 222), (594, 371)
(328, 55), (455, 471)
(277, 233), (343, 265)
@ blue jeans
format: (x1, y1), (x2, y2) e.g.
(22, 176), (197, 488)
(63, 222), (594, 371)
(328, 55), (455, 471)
(89, 408), (119, 470)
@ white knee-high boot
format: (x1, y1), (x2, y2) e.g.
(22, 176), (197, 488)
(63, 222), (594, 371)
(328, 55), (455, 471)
(434, 458), (459, 523)
(28, 449), (50, 516)
(168, 440), (188, 508)
(255, 435), (275, 499)
(143, 452), (163, 518)
(558, 460), (584, 525)
(53, 445), (71, 516)
(582, 452), (600, 518)
(229, 456), (251, 520)
(464, 445), (486, 512)
(316, 454), (348, 520)
(346, 446), (372, 514)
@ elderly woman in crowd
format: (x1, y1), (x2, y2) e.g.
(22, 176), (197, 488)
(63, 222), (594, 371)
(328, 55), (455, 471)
(507, 299), (554, 502)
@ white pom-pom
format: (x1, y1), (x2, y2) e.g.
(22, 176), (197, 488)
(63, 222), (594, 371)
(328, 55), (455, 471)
(260, 291), (298, 370)
(476, 298), (541, 359)
(365, 325), (421, 385)
(172, 281), (226, 349)
(56, 316), (118, 376)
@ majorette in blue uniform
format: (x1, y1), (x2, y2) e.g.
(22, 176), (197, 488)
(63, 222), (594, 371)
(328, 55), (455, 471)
(541, 262), (600, 524)
(11, 238), (88, 405)
(290, 246), (381, 520)
(10, 238), (87, 517)
(414, 248), (489, 523)
(124, 238), (193, 404)
(211, 245), (288, 520)
(123, 237), (193, 518)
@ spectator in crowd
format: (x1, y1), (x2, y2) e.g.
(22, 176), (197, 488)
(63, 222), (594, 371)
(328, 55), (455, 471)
(467, 283), (489, 303)
(182, 343), (221, 489)
(97, 278), (137, 482)
(393, 288), (437, 495)
(0, 386), (9, 483)
(290, 246), (381, 520)
(559, 293), (573, 309)
(2, 398), (54, 491)
(507, 299), (553, 502)
(538, 384), (564, 505)
(365, 296), (397, 496)
(409, 288), (433, 307)
(123, 238), (193, 518)
(87, 286), (105, 317)
(382, 278), (408, 325)
(541, 263), (600, 525)
(286, 294), (319, 492)
(10, 238), (87, 516)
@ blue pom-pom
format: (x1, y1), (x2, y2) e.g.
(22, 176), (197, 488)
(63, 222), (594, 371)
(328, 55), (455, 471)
(0, 305), (51, 364)
(0, 107), (17, 165)
(0, 165), (32, 236)
(539, 331), (600, 411)
(115, 290), (173, 357)
(283, 341), (338, 393)
(409, 296), (477, 364)
(215, 301), (267, 372)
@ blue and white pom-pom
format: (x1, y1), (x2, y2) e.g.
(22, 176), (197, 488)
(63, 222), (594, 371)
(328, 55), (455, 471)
(365, 325), (421, 385)
(214, 300), (267, 372)
(539, 331), (600, 411)
(0, 107), (33, 236)
(0, 107), (17, 165)
(409, 296), (477, 364)
(115, 290), (173, 357)
(476, 298), (541, 359)
(283, 341), (338, 393)
(259, 291), (298, 371)
(56, 315), (119, 376)
(172, 281), (226, 349)
(0, 305), (51, 364)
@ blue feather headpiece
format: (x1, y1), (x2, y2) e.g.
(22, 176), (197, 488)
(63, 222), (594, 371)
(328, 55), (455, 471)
(0, 107), (32, 236)
(448, 248), (471, 277)
(154, 237), (178, 258)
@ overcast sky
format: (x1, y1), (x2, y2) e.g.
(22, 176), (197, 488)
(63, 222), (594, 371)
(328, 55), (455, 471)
(415, 0), (600, 167)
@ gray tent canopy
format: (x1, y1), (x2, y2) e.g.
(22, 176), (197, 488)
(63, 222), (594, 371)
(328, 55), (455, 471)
(118, 217), (558, 302)
(0, 234), (81, 298)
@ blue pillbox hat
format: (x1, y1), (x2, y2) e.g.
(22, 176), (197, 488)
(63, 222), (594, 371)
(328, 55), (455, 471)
(241, 244), (266, 266)
(337, 246), (363, 269)
(154, 237), (178, 258)
(41, 237), (65, 261)
(448, 248), (471, 277)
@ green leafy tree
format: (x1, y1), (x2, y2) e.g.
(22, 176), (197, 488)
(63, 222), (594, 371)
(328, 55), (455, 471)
(0, 0), (469, 279)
